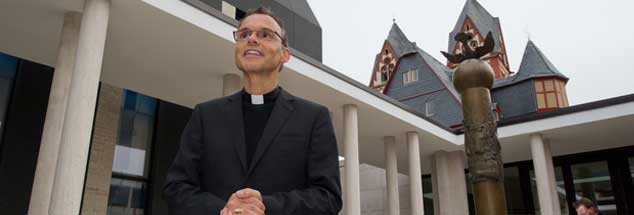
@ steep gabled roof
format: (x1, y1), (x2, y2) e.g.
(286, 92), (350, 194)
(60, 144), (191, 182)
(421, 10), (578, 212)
(387, 23), (417, 58)
(416, 48), (462, 103)
(494, 40), (568, 88)
(448, 0), (502, 53)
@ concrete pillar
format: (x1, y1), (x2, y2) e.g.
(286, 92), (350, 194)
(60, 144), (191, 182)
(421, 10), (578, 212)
(28, 12), (82, 215)
(222, 73), (241, 96)
(49, 0), (110, 214)
(431, 150), (469, 215)
(384, 136), (400, 215)
(343, 104), (360, 215)
(530, 134), (561, 215)
(407, 131), (424, 215)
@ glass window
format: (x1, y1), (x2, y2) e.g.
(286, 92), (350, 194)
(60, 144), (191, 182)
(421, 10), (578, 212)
(504, 166), (531, 214)
(112, 90), (157, 177)
(422, 176), (433, 215)
(561, 85), (569, 107)
(0, 52), (18, 145)
(534, 80), (544, 92)
(425, 102), (434, 117)
(221, 1), (237, 19)
(544, 80), (555, 91)
(571, 161), (617, 215)
(546, 93), (558, 108)
(530, 167), (569, 214)
(107, 178), (147, 215)
(403, 69), (418, 84)
(536, 94), (546, 109)
(108, 90), (156, 215)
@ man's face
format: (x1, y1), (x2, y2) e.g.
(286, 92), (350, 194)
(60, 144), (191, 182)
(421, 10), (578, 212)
(234, 14), (290, 74)
(575, 205), (596, 215)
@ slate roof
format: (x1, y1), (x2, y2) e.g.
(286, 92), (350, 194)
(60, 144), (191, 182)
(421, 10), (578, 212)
(448, 0), (503, 53)
(378, 22), (461, 102)
(387, 23), (418, 58)
(416, 48), (462, 103)
(494, 40), (568, 88)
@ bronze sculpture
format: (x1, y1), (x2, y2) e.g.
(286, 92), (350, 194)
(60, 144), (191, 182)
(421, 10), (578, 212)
(442, 31), (494, 64)
(443, 31), (507, 215)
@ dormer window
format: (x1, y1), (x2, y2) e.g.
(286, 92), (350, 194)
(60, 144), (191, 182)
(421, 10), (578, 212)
(425, 102), (434, 117)
(403, 69), (418, 84)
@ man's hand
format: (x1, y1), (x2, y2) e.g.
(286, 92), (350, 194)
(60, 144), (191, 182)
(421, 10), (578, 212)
(220, 188), (266, 215)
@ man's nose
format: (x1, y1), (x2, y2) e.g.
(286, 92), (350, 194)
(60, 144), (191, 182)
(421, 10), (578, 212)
(246, 32), (259, 43)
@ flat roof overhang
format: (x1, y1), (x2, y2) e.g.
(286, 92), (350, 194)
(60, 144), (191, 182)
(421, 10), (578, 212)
(1, 0), (633, 175)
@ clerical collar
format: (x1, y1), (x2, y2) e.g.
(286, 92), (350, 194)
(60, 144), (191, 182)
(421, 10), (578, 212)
(241, 87), (281, 105)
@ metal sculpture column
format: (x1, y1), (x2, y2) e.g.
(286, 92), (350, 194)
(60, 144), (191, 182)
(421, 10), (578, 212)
(442, 32), (507, 215)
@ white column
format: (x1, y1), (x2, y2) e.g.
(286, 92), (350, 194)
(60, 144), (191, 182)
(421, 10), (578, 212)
(530, 134), (561, 215)
(49, 0), (110, 214)
(384, 136), (400, 215)
(343, 104), (360, 215)
(28, 12), (82, 215)
(431, 150), (469, 215)
(222, 73), (241, 96)
(407, 131), (424, 215)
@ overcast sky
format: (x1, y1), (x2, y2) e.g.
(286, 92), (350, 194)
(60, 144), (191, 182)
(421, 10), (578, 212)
(306, 0), (634, 105)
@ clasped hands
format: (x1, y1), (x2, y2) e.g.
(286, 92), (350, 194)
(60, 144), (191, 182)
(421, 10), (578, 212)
(220, 188), (265, 215)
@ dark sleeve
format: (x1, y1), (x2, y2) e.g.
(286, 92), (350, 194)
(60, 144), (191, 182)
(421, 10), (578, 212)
(163, 105), (226, 214)
(262, 107), (343, 214)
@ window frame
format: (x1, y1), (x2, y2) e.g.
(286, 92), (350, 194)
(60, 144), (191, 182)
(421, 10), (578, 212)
(534, 78), (567, 112)
(403, 69), (418, 85)
(108, 89), (159, 215)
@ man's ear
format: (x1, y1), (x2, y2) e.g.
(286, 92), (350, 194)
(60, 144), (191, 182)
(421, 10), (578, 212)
(280, 47), (291, 63)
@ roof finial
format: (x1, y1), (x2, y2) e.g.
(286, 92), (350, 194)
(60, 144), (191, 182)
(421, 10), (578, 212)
(524, 26), (531, 41)
(392, 11), (397, 23)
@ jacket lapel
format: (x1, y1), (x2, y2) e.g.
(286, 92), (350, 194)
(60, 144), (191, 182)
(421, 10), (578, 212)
(246, 89), (295, 176)
(224, 91), (248, 174)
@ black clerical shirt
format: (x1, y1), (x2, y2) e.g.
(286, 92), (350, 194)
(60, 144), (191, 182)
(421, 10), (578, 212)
(241, 87), (281, 166)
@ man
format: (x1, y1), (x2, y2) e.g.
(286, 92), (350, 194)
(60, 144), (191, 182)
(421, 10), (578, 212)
(163, 6), (342, 215)
(574, 198), (598, 215)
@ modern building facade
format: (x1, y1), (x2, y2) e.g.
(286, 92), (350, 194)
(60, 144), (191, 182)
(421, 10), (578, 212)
(0, 0), (633, 215)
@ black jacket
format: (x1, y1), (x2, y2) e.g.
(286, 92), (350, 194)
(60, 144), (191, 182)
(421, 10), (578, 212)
(163, 88), (342, 214)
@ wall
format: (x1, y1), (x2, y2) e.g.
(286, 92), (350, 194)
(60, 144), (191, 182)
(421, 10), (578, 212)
(81, 83), (123, 214)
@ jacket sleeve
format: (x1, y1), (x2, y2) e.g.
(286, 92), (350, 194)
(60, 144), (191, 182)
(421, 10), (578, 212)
(163, 105), (226, 214)
(262, 107), (343, 214)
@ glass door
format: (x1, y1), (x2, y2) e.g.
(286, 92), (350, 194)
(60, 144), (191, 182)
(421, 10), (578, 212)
(570, 161), (616, 215)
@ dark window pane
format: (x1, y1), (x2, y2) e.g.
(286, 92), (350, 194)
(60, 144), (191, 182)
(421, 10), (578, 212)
(107, 178), (146, 215)
(529, 167), (569, 214)
(123, 91), (137, 111)
(0, 52), (17, 145)
(422, 176), (433, 214)
(571, 161), (616, 215)
(108, 179), (130, 207)
(504, 166), (530, 214)
(131, 187), (145, 209)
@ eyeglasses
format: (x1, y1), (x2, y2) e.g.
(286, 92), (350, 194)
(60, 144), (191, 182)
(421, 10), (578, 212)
(233, 29), (283, 43)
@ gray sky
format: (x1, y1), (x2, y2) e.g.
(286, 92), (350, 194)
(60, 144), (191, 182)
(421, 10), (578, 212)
(306, 0), (634, 105)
